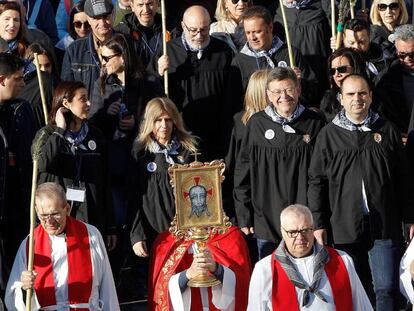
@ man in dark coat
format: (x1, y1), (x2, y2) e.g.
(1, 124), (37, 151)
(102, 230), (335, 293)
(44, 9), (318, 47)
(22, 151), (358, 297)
(148, 5), (233, 161)
(308, 74), (414, 310)
(229, 6), (319, 108)
(0, 53), (37, 285)
(115, 0), (166, 66)
(233, 67), (325, 260)
(375, 24), (414, 135)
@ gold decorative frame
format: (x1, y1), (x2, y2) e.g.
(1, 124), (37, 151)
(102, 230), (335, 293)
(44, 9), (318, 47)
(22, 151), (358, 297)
(168, 160), (231, 240)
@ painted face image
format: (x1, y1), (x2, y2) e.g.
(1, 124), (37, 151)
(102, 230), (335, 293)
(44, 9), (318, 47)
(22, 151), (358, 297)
(0, 9), (20, 42)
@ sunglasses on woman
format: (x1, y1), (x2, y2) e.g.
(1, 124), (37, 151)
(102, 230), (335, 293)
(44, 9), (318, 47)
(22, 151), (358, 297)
(329, 65), (352, 75)
(101, 53), (121, 62)
(231, 0), (250, 4)
(378, 3), (399, 11)
(73, 21), (90, 29)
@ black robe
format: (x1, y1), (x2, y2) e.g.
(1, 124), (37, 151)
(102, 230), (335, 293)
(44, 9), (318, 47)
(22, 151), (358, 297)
(129, 144), (192, 245)
(147, 37), (234, 161)
(308, 119), (414, 244)
(234, 108), (325, 242)
(229, 43), (319, 109)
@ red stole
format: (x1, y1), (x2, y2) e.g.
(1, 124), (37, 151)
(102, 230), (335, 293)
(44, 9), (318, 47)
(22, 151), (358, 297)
(148, 226), (252, 311)
(27, 217), (93, 309)
(271, 247), (353, 311)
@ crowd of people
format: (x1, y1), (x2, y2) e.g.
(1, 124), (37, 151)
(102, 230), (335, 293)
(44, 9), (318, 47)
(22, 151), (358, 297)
(1, 0), (414, 309)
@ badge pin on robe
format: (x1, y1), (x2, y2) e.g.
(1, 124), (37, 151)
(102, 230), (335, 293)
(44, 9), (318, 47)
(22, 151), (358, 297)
(88, 140), (97, 150)
(303, 134), (311, 143)
(147, 162), (157, 172)
(265, 129), (275, 140)
(278, 61), (288, 68)
(373, 133), (382, 143)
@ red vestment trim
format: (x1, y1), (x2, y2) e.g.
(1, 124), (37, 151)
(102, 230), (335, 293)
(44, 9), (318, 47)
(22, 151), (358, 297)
(148, 226), (251, 311)
(271, 246), (353, 311)
(27, 217), (93, 309)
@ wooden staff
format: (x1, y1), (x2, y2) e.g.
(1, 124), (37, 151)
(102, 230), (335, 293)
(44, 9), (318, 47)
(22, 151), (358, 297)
(350, 0), (355, 18)
(336, 0), (347, 49)
(279, 0), (295, 68)
(25, 132), (44, 311)
(331, 0), (336, 50)
(33, 53), (48, 125)
(160, 0), (169, 97)
(361, 0), (366, 11)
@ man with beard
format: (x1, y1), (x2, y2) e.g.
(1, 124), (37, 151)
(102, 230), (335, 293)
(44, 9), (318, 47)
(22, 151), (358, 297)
(148, 5), (233, 160)
(308, 74), (414, 310)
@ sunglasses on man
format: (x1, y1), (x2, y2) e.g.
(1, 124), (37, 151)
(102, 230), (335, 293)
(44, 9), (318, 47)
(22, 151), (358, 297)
(397, 51), (414, 60)
(377, 3), (399, 11)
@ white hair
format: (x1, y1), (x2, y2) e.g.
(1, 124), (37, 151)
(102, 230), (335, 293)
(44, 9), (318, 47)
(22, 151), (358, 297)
(280, 204), (314, 226)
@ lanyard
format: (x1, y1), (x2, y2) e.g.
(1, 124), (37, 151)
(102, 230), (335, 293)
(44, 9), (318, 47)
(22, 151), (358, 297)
(142, 32), (160, 57)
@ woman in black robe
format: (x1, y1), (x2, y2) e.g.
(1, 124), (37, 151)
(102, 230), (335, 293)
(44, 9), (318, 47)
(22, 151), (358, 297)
(130, 97), (198, 258)
(320, 48), (367, 122)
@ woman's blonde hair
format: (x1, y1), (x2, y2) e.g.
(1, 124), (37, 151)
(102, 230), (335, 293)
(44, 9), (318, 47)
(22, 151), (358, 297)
(214, 0), (252, 21)
(370, 0), (408, 26)
(137, 97), (197, 152)
(242, 69), (269, 125)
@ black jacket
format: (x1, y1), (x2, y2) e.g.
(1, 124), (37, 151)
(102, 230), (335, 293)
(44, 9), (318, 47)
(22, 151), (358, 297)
(33, 124), (114, 234)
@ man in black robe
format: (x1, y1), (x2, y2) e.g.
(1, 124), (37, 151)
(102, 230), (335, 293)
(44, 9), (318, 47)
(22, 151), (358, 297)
(233, 67), (325, 260)
(308, 74), (414, 310)
(229, 6), (319, 108)
(148, 5), (233, 160)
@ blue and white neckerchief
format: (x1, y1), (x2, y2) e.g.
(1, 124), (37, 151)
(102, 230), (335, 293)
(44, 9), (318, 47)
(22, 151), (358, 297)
(181, 33), (210, 60)
(7, 40), (17, 52)
(65, 122), (89, 154)
(332, 109), (379, 132)
(148, 138), (181, 165)
(283, 0), (312, 9)
(264, 104), (305, 133)
(240, 36), (284, 69)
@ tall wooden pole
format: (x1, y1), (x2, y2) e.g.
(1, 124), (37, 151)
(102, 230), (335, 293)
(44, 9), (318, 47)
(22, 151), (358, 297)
(33, 53), (48, 125)
(279, 0), (296, 68)
(160, 0), (169, 97)
(331, 0), (336, 51)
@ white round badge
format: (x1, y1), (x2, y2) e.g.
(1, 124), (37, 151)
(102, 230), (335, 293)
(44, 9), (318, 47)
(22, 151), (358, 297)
(277, 61), (288, 68)
(88, 140), (96, 150)
(147, 162), (157, 172)
(265, 129), (275, 140)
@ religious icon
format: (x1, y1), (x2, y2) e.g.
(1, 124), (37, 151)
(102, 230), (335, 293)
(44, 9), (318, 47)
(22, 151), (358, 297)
(168, 158), (231, 287)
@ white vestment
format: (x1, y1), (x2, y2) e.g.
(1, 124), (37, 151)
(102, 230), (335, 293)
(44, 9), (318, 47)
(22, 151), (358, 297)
(168, 244), (236, 311)
(400, 238), (414, 303)
(247, 247), (373, 311)
(5, 223), (119, 311)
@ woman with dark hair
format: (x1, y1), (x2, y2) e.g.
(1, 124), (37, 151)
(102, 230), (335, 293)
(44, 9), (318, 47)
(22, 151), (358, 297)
(320, 48), (368, 122)
(32, 81), (116, 248)
(0, 1), (28, 56)
(89, 33), (149, 231)
(56, 0), (89, 51)
(130, 97), (197, 258)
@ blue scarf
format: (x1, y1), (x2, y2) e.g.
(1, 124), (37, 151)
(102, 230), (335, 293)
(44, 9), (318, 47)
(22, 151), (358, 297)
(332, 109), (379, 132)
(264, 104), (305, 133)
(148, 138), (182, 165)
(65, 123), (89, 154)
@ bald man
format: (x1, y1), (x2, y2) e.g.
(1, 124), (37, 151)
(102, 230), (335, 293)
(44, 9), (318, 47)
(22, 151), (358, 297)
(148, 5), (234, 161)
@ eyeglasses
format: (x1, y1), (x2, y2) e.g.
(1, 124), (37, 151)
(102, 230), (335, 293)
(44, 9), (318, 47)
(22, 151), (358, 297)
(378, 2), (399, 11)
(182, 22), (209, 36)
(101, 53), (121, 62)
(231, 0), (250, 4)
(37, 213), (63, 222)
(329, 65), (352, 75)
(282, 227), (313, 238)
(267, 87), (296, 96)
(397, 51), (414, 60)
(73, 21), (90, 29)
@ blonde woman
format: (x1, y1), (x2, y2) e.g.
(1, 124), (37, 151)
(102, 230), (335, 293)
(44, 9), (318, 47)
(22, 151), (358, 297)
(370, 0), (408, 58)
(210, 0), (252, 53)
(130, 97), (197, 258)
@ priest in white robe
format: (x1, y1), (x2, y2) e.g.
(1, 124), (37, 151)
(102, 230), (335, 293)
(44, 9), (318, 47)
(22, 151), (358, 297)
(5, 182), (119, 311)
(248, 204), (373, 311)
